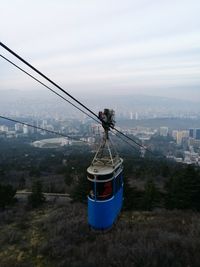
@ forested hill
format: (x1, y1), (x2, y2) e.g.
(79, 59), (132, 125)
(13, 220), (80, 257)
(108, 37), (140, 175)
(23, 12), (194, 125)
(1, 90), (200, 117)
(1, 137), (200, 266)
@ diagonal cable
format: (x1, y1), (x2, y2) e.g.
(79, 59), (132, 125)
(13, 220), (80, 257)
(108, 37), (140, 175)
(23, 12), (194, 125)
(0, 54), (99, 124)
(0, 41), (99, 120)
(0, 42), (160, 156)
(0, 115), (88, 143)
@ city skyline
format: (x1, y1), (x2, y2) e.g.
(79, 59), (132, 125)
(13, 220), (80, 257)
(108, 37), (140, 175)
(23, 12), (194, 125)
(0, 0), (200, 102)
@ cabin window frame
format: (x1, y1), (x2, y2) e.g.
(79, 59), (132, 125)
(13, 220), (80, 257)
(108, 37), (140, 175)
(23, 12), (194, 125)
(88, 165), (123, 199)
(95, 180), (113, 200)
(88, 180), (95, 199)
(114, 172), (123, 193)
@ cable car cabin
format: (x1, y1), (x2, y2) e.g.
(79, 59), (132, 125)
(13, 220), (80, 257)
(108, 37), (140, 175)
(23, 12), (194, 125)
(87, 159), (123, 230)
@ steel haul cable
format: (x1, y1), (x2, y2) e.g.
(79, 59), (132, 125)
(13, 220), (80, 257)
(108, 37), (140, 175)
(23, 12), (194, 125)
(0, 115), (88, 143)
(0, 54), (99, 124)
(0, 115), (142, 155)
(0, 51), (142, 154)
(0, 41), (98, 120)
(0, 52), (145, 153)
(0, 42), (160, 157)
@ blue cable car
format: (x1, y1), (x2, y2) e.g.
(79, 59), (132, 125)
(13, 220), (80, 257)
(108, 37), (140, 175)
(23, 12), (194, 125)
(87, 109), (124, 230)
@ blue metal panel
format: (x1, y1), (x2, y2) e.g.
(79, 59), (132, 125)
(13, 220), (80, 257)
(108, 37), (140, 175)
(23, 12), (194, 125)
(88, 186), (123, 230)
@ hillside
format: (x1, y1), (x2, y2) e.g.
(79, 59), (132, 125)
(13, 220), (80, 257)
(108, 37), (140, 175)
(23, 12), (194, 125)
(1, 200), (200, 267)
(1, 90), (200, 118)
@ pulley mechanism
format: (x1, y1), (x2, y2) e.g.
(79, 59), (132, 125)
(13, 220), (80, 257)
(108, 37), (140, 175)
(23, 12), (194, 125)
(91, 109), (119, 167)
(87, 108), (124, 230)
(98, 109), (115, 139)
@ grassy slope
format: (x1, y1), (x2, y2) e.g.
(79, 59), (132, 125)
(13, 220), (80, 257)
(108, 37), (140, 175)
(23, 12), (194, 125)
(1, 201), (200, 267)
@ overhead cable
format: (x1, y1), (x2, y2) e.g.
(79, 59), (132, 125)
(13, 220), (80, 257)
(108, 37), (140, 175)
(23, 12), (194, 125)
(0, 54), (99, 124)
(113, 127), (155, 156)
(0, 41), (99, 120)
(0, 42), (159, 156)
(0, 115), (88, 143)
(111, 129), (140, 153)
(1, 53), (140, 151)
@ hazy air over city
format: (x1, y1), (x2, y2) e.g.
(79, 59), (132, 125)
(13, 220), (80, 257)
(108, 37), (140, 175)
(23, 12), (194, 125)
(0, 0), (200, 102)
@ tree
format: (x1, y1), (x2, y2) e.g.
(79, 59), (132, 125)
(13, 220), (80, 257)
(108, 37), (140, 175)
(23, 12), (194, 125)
(64, 166), (74, 186)
(28, 180), (45, 208)
(29, 167), (41, 177)
(123, 176), (143, 211)
(70, 174), (88, 203)
(19, 175), (26, 190)
(141, 179), (160, 211)
(165, 166), (200, 210)
(0, 184), (16, 209)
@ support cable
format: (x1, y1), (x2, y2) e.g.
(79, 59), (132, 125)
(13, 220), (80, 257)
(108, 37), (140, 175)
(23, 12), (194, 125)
(113, 127), (155, 156)
(0, 115), (88, 143)
(0, 42), (161, 157)
(111, 129), (140, 153)
(0, 54), (99, 124)
(0, 42), (99, 120)
(0, 51), (143, 153)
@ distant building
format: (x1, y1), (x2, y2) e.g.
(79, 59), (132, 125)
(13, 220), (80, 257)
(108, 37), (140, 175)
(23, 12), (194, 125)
(189, 128), (194, 138)
(184, 151), (199, 165)
(32, 137), (69, 148)
(181, 130), (189, 138)
(188, 138), (200, 148)
(6, 131), (16, 138)
(172, 130), (189, 145)
(87, 137), (95, 144)
(176, 131), (183, 145)
(0, 125), (9, 132)
(42, 120), (48, 128)
(196, 129), (200, 140)
(15, 123), (23, 132)
(172, 130), (178, 140)
(159, 126), (168, 136)
(91, 124), (103, 135)
(189, 128), (200, 140)
(23, 125), (29, 134)
(174, 157), (183, 163)
(46, 124), (54, 131)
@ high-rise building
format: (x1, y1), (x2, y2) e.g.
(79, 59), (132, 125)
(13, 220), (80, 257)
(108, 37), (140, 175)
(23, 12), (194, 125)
(23, 125), (29, 134)
(159, 126), (168, 137)
(195, 129), (200, 140)
(189, 128), (200, 140)
(189, 128), (194, 138)
(176, 131), (183, 145)
(15, 123), (23, 132)
(42, 120), (48, 129)
(172, 130), (189, 145)
(0, 125), (9, 132)
(172, 130), (178, 140)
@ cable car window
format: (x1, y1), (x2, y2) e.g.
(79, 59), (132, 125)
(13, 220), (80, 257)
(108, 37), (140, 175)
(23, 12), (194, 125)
(96, 173), (113, 180)
(87, 173), (94, 180)
(115, 174), (122, 193)
(119, 174), (122, 188)
(96, 181), (113, 200)
(88, 181), (95, 199)
(115, 175), (118, 192)
(115, 167), (120, 174)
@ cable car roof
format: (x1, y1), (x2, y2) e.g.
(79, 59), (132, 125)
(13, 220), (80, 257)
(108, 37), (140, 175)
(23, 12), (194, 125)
(87, 158), (123, 175)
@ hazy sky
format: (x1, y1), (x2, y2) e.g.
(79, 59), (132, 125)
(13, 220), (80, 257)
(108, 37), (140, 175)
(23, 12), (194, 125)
(0, 0), (200, 101)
